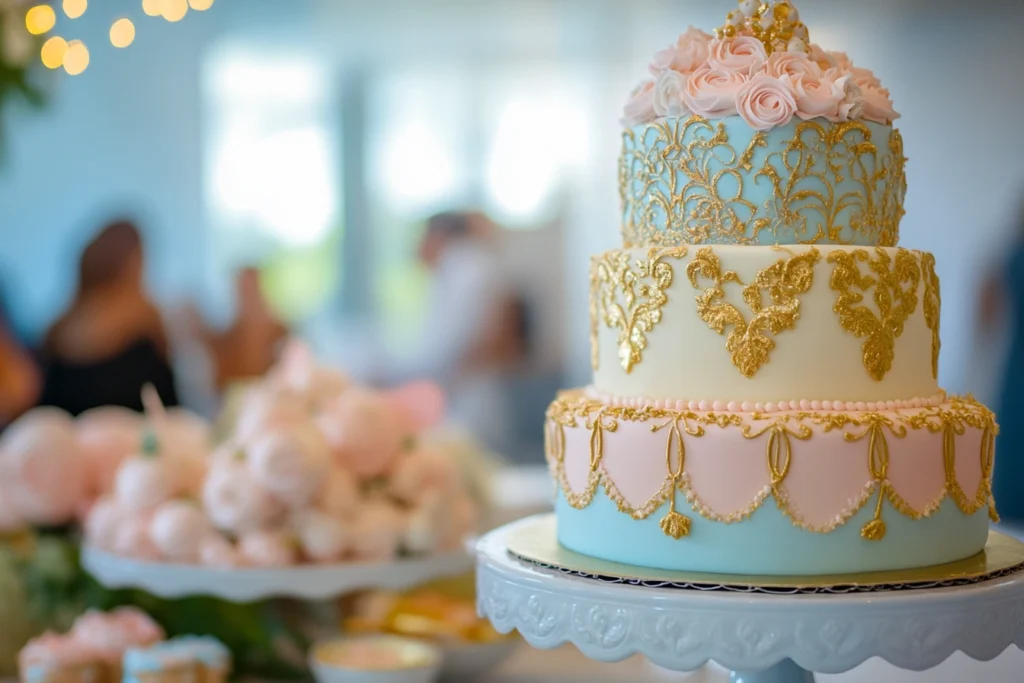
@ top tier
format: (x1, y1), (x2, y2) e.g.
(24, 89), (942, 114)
(619, 0), (906, 248)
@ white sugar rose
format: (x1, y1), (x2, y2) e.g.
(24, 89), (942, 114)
(247, 423), (330, 510)
(683, 64), (748, 119)
(653, 69), (689, 118)
(764, 51), (820, 80)
(649, 26), (711, 76)
(736, 74), (797, 131)
(202, 459), (282, 533)
(149, 500), (212, 562)
(621, 80), (656, 127)
(825, 69), (864, 121)
(859, 82), (899, 124)
(707, 36), (767, 76)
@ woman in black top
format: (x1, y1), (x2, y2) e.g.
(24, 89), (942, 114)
(40, 220), (178, 415)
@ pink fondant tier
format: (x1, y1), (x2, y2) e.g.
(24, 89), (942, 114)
(546, 389), (997, 573)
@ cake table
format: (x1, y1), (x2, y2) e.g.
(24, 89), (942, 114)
(476, 516), (1024, 683)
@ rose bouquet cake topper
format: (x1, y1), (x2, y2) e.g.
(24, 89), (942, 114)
(623, 0), (898, 130)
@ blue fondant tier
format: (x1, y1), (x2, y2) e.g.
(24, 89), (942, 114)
(619, 116), (906, 248)
(556, 491), (988, 576)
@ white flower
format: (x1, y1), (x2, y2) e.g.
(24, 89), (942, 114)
(653, 69), (689, 118)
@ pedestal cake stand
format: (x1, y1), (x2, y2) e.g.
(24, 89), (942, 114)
(476, 515), (1024, 683)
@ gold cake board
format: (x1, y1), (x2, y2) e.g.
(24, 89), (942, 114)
(506, 514), (1024, 594)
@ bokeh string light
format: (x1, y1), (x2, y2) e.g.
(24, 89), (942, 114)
(188, 0), (215, 10)
(63, 39), (89, 75)
(109, 18), (135, 48)
(40, 36), (69, 69)
(25, 5), (56, 35)
(142, 0), (162, 17)
(62, 0), (88, 20)
(160, 0), (189, 22)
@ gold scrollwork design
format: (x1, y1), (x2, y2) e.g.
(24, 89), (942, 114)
(828, 248), (921, 381)
(592, 246), (688, 373)
(619, 116), (907, 248)
(545, 391), (998, 538)
(687, 246), (820, 378)
(920, 253), (941, 380)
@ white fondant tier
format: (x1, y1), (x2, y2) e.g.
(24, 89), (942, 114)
(590, 244), (941, 403)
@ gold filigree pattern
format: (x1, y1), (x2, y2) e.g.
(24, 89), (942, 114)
(545, 392), (998, 539)
(687, 246), (820, 377)
(619, 116), (907, 248)
(592, 246), (688, 373)
(828, 248), (921, 381)
(921, 253), (941, 380)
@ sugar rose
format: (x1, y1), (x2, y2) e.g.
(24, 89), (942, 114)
(708, 36), (767, 76)
(736, 74), (798, 131)
(684, 64), (748, 119)
(649, 25), (711, 76)
(653, 69), (689, 118)
(764, 51), (820, 80)
(859, 82), (899, 124)
(788, 70), (847, 121)
(622, 80), (656, 127)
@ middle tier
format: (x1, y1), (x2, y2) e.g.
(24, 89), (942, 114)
(591, 244), (941, 403)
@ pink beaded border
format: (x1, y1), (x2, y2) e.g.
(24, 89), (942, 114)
(583, 387), (949, 414)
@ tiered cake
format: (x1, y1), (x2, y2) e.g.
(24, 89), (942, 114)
(546, 0), (998, 576)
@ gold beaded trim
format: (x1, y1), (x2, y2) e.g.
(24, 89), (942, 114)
(920, 253), (942, 381)
(619, 117), (906, 248)
(546, 392), (998, 540)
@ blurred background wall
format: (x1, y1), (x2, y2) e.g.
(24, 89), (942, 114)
(0, 0), (1022, 460)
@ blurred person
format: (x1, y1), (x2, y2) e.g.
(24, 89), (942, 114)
(383, 211), (521, 453)
(39, 220), (179, 415)
(0, 319), (40, 427)
(192, 266), (289, 392)
(983, 204), (1024, 522)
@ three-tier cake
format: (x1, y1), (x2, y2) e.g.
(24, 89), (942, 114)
(545, 0), (998, 576)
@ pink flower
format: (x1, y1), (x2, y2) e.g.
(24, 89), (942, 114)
(114, 453), (178, 513)
(70, 608), (164, 662)
(234, 387), (309, 444)
(859, 81), (899, 124)
(84, 496), (128, 551)
(851, 66), (883, 89)
(19, 633), (97, 671)
(350, 499), (404, 562)
(246, 422), (330, 509)
(0, 408), (88, 526)
(292, 510), (350, 563)
(684, 64), (748, 118)
(825, 68), (864, 121)
(202, 459), (282, 533)
(621, 80), (657, 128)
(707, 36), (767, 76)
(149, 500), (212, 562)
(388, 449), (462, 507)
(828, 50), (853, 71)
(807, 45), (840, 71)
(271, 339), (348, 410)
(736, 74), (798, 131)
(76, 407), (142, 497)
(238, 529), (297, 567)
(112, 513), (162, 561)
(316, 467), (360, 518)
(317, 388), (409, 479)
(197, 534), (243, 568)
(763, 51), (820, 80)
(649, 26), (711, 76)
(652, 70), (690, 118)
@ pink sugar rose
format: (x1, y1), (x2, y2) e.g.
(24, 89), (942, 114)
(763, 51), (820, 80)
(70, 608), (164, 662)
(84, 496), (128, 551)
(825, 68), (864, 121)
(76, 407), (143, 497)
(246, 422), (331, 509)
(684, 64), (748, 119)
(850, 66), (882, 89)
(350, 499), (404, 562)
(621, 80), (656, 128)
(736, 73), (798, 131)
(238, 528), (297, 567)
(788, 70), (848, 121)
(149, 500), (212, 562)
(652, 69), (689, 118)
(197, 534), (243, 568)
(389, 448), (462, 507)
(807, 45), (840, 71)
(114, 452), (179, 513)
(202, 459), (282, 533)
(19, 632), (97, 670)
(316, 467), (360, 518)
(1, 408), (89, 526)
(292, 509), (350, 563)
(317, 388), (410, 480)
(649, 25), (711, 76)
(112, 512), (162, 561)
(708, 36), (767, 76)
(234, 387), (309, 444)
(859, 81), (899, 124)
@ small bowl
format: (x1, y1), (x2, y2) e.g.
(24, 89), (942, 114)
(310, 636), (442, 683)
(441, 638), (519, 679)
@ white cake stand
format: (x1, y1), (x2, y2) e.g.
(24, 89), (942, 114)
(83, 545), (473, 602)
(476, 517), (1024, 683)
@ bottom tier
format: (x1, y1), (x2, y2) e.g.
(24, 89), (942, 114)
(546, 390), (998, 576)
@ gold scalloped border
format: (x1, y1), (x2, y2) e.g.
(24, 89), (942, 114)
(546, 392), (998, 539)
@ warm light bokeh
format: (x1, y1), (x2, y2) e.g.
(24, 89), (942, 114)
(25, 5), (56, 35)
(63, 39), (89, 75)
(110, 18), (136, 48)
(40, 36), (68, 69)
(161, 0), (189, 22)
(188, 0), (215, 10)
(142, 0), (161, 17)
(62, 0), (87, 20)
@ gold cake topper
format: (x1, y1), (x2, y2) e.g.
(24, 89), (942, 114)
(715, 0), (810, 55)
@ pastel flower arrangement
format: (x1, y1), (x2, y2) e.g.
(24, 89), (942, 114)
(80, 341), (477, 567)
(622, 23), (898, 130)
